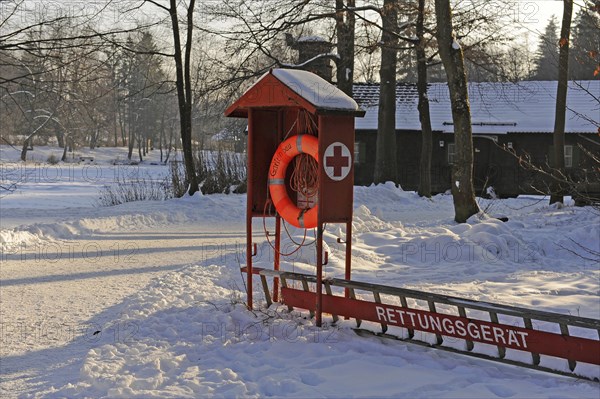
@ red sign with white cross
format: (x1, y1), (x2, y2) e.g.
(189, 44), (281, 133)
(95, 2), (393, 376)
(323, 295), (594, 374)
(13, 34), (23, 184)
(324, 142), (352, 181)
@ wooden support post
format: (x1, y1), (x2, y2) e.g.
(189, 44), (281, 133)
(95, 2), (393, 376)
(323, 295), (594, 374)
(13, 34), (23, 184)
(523, 318), (540, 365)
(324, 281), (339, 323)
(489, 312), (506, 358)
(260, 275), (272, 307)
(400, 296), (415, 339)
(273, 215), (281, 302)
(373, 292), (387, 333)
(302, 278), (315, 318)
(280, 276), (293, 312)
(316, 224), (324, 327)
(428, 301), (443, 345)
(245, 109), (254, 310)
(345, 221), (352, 299)
(458, 306), (474, 351)
(349, 288), (362, 327)
(560, 323), (577, 371)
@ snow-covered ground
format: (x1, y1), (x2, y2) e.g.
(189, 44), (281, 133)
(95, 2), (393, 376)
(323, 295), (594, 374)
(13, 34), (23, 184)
(1, 146), (599, 398)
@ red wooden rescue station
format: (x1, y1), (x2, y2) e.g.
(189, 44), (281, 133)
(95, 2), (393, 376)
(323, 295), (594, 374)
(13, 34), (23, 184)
(225, 68), (365, 326)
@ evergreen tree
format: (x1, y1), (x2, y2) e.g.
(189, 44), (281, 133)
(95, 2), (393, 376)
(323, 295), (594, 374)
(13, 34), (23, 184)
(569, 1), (600, 79)
(533, 16), (560, 80)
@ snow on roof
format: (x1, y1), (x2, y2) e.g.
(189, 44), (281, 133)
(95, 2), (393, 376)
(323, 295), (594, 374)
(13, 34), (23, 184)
(354, 80), (600, 134)
(272, 68), (360, 112)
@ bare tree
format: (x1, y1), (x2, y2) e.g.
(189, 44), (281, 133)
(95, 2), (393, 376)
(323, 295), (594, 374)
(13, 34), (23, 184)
(434, 0), (480, 222)
(374, 0), (399, 184)
(0, 1), (164, 159)
(335, 0), (355, 97)
(416, 0), (433, 197)
(550, 0), (574, 205)
(142, 0), (200, 194)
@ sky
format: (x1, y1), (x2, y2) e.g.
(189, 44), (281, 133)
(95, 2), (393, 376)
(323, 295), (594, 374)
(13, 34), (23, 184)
(512, 0), (586, 43)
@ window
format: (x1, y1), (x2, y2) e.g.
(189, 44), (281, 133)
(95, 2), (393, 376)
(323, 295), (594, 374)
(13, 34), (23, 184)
(447, 143), (456, 164)
(354, 142), (366, 164)
(564, 145), (573, 168)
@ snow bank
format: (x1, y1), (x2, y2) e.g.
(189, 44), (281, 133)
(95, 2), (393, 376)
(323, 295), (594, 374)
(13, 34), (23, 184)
(1, 193), (245, 251)
(39, 262), (599, 398)
(3, 168), (599, 397)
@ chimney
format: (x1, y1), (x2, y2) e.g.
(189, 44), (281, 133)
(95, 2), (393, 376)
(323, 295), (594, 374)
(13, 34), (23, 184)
(286, 35), (334, 82)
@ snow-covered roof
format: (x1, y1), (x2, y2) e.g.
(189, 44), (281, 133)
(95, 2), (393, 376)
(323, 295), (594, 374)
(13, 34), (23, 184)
(272, 68), (360, 112)
(354, 81), (600, 134)
(225, 69), (363, 117)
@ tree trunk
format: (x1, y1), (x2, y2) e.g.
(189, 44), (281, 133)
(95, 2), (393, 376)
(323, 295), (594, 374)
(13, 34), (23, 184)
(118, 105), (126, 147)
(434, 0), (480, 222)
(20, 139), (30, 162)
(62, 140), (68, 162)
(138, 129), (143, 162)
(417, 0), (432, 198)
(335, 0), (355, 97)
(169, 0), (199, 195)
(159, 113), (165, 163)
(165, 122), (175, 164)
(114, 114), (119, 147)
(128, 127), (134, 160)
(374, 0), (399, 184)
(90, 127), (99, 150)
(549, 0), (573, 205)
(56, 129), (64, 148)
(127, 103), (134, 160)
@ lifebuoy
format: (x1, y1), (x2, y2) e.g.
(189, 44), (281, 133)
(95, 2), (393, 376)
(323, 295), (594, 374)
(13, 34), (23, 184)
(268, 134), (318, 229)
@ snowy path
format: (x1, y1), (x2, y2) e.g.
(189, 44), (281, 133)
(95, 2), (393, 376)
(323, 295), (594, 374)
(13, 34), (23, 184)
(1, 222), (246, 397)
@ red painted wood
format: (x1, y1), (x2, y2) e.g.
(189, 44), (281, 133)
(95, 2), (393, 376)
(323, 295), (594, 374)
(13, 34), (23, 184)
(225, 74), (318, 117)
(281, 287), (600, 365)
(317, 115), (355, 224)
(229, 69), (363, 324)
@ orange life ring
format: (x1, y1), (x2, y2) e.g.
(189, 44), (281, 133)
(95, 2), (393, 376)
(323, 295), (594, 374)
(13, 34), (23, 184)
(268, 134), (319, 229)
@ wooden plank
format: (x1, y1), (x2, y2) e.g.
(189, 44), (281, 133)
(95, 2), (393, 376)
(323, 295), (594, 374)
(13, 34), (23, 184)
(281, 287), (600, 365)
(241, 266), (265, 275)
(329, 278), (600, 330)
(259, 270), (599, 329)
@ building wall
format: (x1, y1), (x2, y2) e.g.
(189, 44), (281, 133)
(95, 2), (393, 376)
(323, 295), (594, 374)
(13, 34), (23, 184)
(355, 130), (600, 197)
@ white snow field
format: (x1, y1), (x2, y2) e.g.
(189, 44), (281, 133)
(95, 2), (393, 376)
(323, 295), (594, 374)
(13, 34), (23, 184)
(1, 146), (599, 398)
